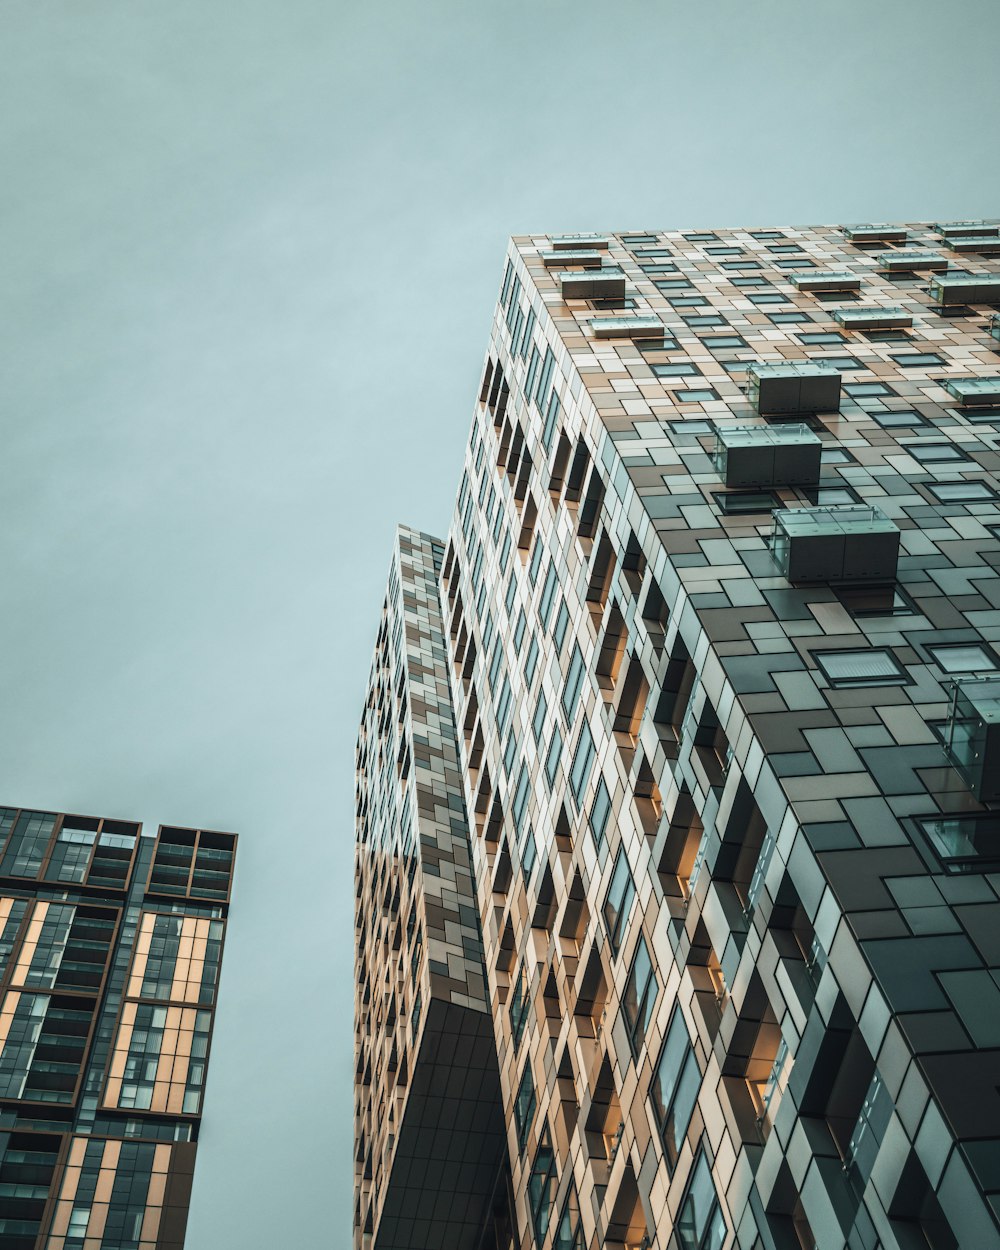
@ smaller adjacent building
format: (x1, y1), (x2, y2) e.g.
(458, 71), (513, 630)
(0, 806), (237, 1250)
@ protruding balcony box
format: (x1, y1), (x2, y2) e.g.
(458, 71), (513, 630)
(748, 362), (841, 415)
(560, 269), (626, 300)
(771, 505), (900, 584)
(944, 376), (1000, 407)
(542, 250), (603, 268)
(945, 237), (1000, 256)
(928, 273), (1000, 305)
(935, 221), (999, 239)
(590, 316), (664, 340)
(832, 305), (913, 330)
(876, 250), (948, 272)
(550, 235), (609, 251)
(789, 271), (861, 292)
(844, 224), (908, 243)
(713, 424), (822, 489)
(943, 675), (1000, 803)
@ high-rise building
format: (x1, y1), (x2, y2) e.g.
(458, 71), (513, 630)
(0, 806), (236, 1250)
(355, 221), (1000, 1250)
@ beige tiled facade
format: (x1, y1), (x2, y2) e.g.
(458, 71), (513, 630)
(358, 222), (1000, 1250)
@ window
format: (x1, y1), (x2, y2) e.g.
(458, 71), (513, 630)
(835, 584), (916, 617)
(864, 328), (910, 342)
(622, 936), (658, 1057)
(675, 388), (720, 403)
(602, 851), (634, 954)
(590, 778), (611, 848)
(655, 277), (694, 291)
(569, 723), (596, 807)
(683, 314), (727, 328)
(730, 275), (769, 287)
(811, 354), (862, 371)
(927, 643), (997, 673)
(533, 691), (548, 745)
(677, 1151), (727, 1250)
(621, 233), (658, 244)
(806, 484), (860, 506)
(721, 259), (761, 270)
(651, 362), (702, 379)
(514, 608), (527, 652)
(699, 334), (746, 350)
(814, 648), (909, 688)
(871, 407), (927, 428)
(651, 1009), (701, 1170)
(904, 442), (970, 463)
(512, 764), (531, 830)
(510, 963), (530, 1048)
(525, 636), (540, 688)
(712, 490), (781, 516)
(538, 561), (558, 628)
(528, 537), (544, 585)
(669, 294), (710, 308)
(542, 391), (561, 453)
(919, 813), (1000, 873)
(845, 381), (894, 398)
(545, 727), (563, 787)
(768, 311), (811, 324)
(535, 347), (555, 409)
(525, 346), (540, 400)
(748, 292), (789, 305)
(553, 602), (570, 653)
(928, 481), (996, 502)
(892, 352), (946, 368)
(552, 1184), (584, 1250)
(514, 1062), (536, 1151)
(684, 232), (719, 242)
(519, 823), (537, 879)
(821, 447), (856, 465)
(705, 245), (742, 255)
(528, 1132), (558, 1245)
(562, 645), (586, 722)
(640, 262), (679, 274)
(798, 332), (847, 345)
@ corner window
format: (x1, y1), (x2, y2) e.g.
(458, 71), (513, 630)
(602, 850), (634, 955)
(814, 649), (910, 688)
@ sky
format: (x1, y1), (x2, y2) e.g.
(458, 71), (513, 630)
(1, 1), (998, 1245)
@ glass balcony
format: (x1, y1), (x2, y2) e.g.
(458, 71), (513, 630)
(747, 361), (841, 415)
(928, 273), (1000, 305)
(876, 250), (948, 271)
(713, 423), (821, 488)
(943, 675), (1000, 802)
(559, 269), (626, 299)
(789, 271), (860, 291)
(990, 314), (1000, 345)
(843, 224), (908, 242)
(944, 376), (1000, 406)
(590, 315), (665, 339)
(945, 236), (1000, 255)
(771, 505), (900, 584)
(541, 250), (603, 268)
(832, 305), (913, 329)
(935, 220), (999, 238)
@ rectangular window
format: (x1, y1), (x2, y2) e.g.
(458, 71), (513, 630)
(835, 584), (916, 617)
(712, 490), (781, 516)
(514, 608), (527, 653)
(525, 346), (540, 400)
(929, 481), (996, 502)
(552, 1184), (583, 1250)
(677, 1151), (727, 1250)
(510, 963), (530, 1049)
(602, 850), (635, 955)
(651, 1009), (701, 1170)
(520, 823), (537, 880)
(684, 314), (727, 328)
(675, 388), (720, 403)
(651, 362), (702, 379)
(814, 648), (909, 688)
(927, 643), (997, 673)
(919, 813), (1000, 874)
(845, 381), (894, 398)
(904, 442), (970, 463)
(569, 723), (596, 808)
(768, 311), (810, 324)
(528, 537), (544, 585)
(544, 726), (563, 787)
(533, 691), (548, 745)
(535, 347), (555, 409)
(562, 645), (586, 722)
(520, 308), (536, 360)
(622, 936), (658, 1057)
(871, 408), (927, 429)
(505, 570), (517, 615)
(589, 778), (612, 848)
(892, 352), (946, 368)
(488, 637), (504, 692)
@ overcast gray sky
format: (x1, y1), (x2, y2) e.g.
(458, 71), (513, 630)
(1, 2), (999, 1245)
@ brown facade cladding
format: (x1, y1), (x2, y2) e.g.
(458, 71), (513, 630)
(432, 223), (1000, 1250)
(0, 808), (236, 1249)
(354, 527), (508, 1250)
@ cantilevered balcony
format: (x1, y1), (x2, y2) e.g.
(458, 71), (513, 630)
(748, 362), (841, 415)
(771, 504), (900, 584)
(713, 424), (821, 489)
